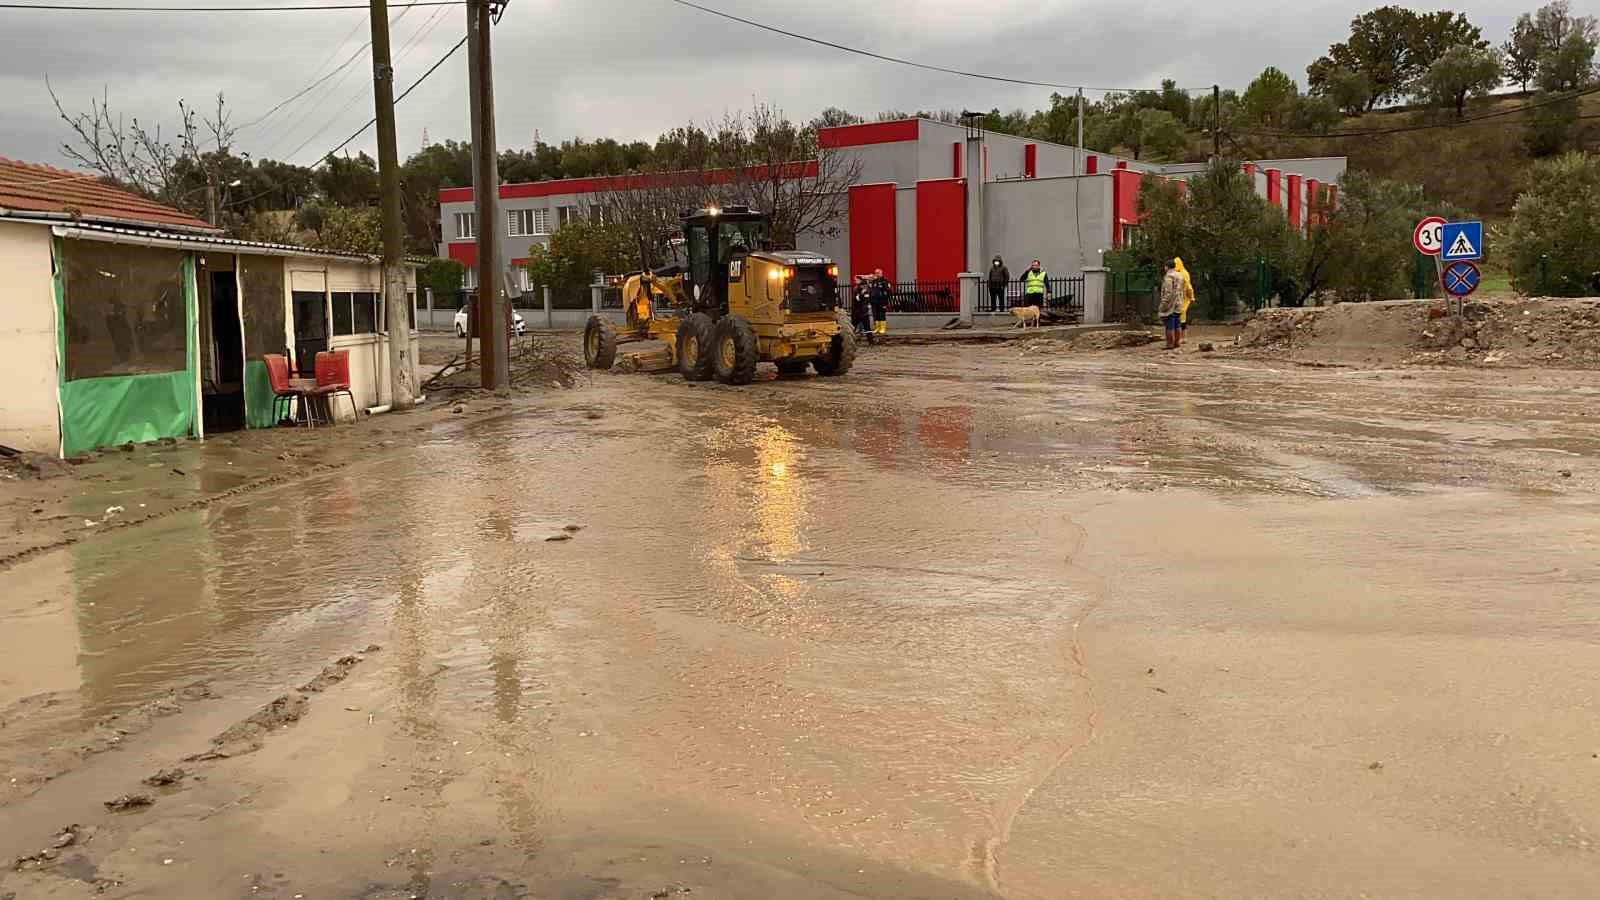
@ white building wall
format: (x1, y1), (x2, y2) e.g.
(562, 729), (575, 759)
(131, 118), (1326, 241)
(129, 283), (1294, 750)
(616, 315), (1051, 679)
(0, 221), (60, 454)
(894, 186), (918, 282)
(983, 174), (1115, 277)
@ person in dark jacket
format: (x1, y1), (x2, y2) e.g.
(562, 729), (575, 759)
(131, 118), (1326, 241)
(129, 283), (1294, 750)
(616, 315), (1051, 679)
(851, 275), (873, 337)
(988, 256), (1010, 312)
(868, 269), (891, 335)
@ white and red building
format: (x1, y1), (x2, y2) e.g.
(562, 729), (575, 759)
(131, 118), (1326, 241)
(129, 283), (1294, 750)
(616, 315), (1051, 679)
(438, 117), (1344, 310)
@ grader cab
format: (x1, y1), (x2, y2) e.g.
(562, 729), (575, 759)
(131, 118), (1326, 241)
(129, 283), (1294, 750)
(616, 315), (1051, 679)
(583, 206), (855, 384)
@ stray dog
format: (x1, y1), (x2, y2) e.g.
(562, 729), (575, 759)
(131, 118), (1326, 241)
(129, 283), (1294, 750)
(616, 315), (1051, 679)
(1010, 305), (1042, 328)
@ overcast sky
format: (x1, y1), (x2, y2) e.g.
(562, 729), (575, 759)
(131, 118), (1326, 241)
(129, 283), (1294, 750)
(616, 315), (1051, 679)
(2, 0), (1530, 172)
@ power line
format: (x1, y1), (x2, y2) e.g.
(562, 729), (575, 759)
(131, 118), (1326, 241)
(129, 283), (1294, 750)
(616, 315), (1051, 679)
(284, 3), (442, 163)
(662, 0), (1190, 95)
(238, 36), (371, 131)
(316, 33), (467, 164)
(0, 1), (461, 9)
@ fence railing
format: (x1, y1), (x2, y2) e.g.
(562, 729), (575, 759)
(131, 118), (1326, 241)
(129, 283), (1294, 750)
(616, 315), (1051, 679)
(1106, 269), (1159, 324)
(976, 276), (1084, 317)
(884, 280), (961, 314)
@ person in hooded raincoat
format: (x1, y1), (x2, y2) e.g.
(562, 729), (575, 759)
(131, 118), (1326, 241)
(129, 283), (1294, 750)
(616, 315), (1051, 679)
(1174, 257), (1196, 346)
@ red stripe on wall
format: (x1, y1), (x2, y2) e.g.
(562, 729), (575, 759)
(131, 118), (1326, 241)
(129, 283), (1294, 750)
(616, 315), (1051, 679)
(915, 178), (966, 283)
(817, 119), (919, 149)
(438, 160), (822, 204)
(448, 241), (478, 269)
(1110, 169), (1143, 249)
(1265, 168), (1282, 207)
(848, 183), (898, 283)
(952, 142), (963, 179)
(1085, 155), (1098, 175)
(1024, 144), (1037, 179)
(1287, 174), (1303, 230)
(1306, 179), (1321, 228)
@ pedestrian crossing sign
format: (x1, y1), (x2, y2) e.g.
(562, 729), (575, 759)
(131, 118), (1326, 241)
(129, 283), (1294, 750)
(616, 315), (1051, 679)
(1440, 221), (1483, 261)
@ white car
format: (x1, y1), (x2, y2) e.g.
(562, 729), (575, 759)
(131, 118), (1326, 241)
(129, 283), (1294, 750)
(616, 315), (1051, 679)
(454, 307), (527, 337)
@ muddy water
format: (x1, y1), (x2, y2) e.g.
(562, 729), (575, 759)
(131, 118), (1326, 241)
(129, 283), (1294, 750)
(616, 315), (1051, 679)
(3, 346), (1599, 898)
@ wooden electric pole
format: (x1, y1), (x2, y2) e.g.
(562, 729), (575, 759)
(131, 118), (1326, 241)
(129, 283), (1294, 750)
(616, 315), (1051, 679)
(1212, 84), (1222, 161)
(370, 0), (415, 409)
(468, 0), (507, 389)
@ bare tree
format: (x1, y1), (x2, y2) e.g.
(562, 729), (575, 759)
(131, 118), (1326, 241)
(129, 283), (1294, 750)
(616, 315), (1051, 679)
(598, 102), (860, 265)
(48, 81), (235, 213)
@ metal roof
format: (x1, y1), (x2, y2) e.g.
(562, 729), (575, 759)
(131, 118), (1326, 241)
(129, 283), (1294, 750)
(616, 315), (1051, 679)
(41, 219), (388, 262)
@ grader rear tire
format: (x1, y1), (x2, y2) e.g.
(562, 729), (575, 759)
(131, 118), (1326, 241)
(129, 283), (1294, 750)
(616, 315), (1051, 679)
(676, 312), (716, 382)
(812, 326), (857, 376)
(583, 315), (617, 370)
(712, 315), (759, 385)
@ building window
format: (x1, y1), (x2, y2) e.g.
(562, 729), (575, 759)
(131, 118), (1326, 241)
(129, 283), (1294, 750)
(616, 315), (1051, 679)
(518, 269), (532, 291)
(589, 204), (605, 224)
(509, 208), (552, 236)
(332, 291), (381, 335)
(463, 267), (477, 290)
(557, 205), (581, 229)
(454, 212), (476, 240)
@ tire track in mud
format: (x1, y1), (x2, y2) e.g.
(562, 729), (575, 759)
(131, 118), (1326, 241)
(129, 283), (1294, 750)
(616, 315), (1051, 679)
(971, 507), (1110, 898)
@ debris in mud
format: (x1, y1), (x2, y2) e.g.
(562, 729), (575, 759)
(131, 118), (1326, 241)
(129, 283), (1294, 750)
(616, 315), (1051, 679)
(300, 652), (369, 693)
(562, 524), (582, 533)
(650, 888), (693, 898)
(1560, 470), (1573, 478)
(1021, 328), (1158, 354)
(142, 768), (186, 787)
(0, 451), (76, 481)
(545, 532), (574, 542)
(428, 337), (584, 393)
(103, 793), (154, 812)
(1368, 761), (1384, 772)
(188, 693), (309, 761)
(1199, 342), (1216, 353)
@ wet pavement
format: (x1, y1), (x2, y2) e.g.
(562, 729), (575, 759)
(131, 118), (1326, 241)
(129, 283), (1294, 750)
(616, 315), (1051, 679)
(3, 344), (1599, 899)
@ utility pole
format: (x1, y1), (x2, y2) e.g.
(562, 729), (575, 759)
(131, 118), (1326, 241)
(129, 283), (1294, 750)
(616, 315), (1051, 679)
(370, 0), (415, 410)
(1076, 88), (1084, 173)
(1212, 84), (1222, 161)
(468, 0), (507, 389)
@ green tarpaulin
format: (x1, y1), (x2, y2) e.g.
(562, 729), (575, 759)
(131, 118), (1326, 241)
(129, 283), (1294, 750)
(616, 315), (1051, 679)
(55, 239), (199, 455)
(60, 371), (196, 456)
(243, 359), (277, 429)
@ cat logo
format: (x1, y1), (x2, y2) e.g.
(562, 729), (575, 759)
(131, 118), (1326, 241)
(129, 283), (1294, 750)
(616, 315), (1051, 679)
(729, 259), (743, 280)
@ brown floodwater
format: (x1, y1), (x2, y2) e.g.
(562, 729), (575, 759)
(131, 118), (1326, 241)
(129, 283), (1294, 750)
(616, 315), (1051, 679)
(2, 345), (1599, 898)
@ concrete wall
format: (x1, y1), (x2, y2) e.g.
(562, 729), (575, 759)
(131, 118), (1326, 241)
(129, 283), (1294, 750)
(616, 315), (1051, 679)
(983, 174), (1115, 277)
(894, 186), (917, 282)
(284, 258), (418, 418)
(0, 221), (60, 454)
(849, 140), (923, 188)
(1253, 157), (1347, 185)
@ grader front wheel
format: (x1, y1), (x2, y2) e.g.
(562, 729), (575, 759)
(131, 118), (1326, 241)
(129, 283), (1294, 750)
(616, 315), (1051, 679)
(583, 316), (618, 369)
(676, 313), (716, 382)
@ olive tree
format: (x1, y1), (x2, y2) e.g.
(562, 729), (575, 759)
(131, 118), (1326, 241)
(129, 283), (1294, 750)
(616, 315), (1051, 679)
(1503, 152), (1600, 295)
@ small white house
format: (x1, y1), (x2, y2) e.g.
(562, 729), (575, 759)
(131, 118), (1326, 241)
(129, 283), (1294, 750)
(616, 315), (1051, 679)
(0, 157), (417, 456)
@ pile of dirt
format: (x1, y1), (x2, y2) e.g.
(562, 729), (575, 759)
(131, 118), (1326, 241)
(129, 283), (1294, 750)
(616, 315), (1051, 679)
(0, 450), (76, 481)
(1018, 327), (1159, 354)
(425, 336), (585, 392)
(1232, 298), (1600, 369)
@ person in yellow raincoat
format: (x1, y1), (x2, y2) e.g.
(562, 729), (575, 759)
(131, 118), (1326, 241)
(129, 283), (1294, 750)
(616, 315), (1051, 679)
(1173, 257), (1196, 346)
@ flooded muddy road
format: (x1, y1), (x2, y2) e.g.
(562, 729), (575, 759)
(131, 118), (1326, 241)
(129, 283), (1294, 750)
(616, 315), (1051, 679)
(3, 344), (1599, 899)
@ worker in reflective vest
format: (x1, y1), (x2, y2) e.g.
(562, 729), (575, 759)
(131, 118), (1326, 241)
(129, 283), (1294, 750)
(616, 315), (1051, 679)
(1022, 260), (1049, 309)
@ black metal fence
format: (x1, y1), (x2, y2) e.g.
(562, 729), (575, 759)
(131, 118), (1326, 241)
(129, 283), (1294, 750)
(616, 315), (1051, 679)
(975, 276), (1084, 319)
(1106, 268), (1159, 324)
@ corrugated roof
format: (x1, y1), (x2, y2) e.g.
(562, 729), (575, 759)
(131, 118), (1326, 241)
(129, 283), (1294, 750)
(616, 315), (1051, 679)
(0, 157), (217, 232)
(47, 220), (382, 261)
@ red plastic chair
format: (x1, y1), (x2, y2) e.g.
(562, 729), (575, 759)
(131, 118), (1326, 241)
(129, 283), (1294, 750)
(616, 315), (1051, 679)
(264, 354), (315, 426)
(312, 350), (357, 422)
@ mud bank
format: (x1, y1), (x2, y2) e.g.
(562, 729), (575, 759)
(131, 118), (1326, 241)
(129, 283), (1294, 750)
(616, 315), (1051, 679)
(1235, 297), (1600, 368)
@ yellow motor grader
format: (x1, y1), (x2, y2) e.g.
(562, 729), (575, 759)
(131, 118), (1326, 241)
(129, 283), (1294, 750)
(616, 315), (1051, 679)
(582, 206), (855, 384)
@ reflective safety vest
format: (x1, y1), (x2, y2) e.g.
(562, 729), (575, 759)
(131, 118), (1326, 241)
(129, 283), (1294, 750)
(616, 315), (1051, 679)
(1024, 269), (1048, 295)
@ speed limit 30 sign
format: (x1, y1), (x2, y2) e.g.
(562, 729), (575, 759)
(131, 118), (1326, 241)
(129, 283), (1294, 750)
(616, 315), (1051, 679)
(1413, 216), (1446, 256)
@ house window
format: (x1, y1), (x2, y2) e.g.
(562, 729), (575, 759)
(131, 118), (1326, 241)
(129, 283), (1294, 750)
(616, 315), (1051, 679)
(508, 208), (534, 236)
(534, 208), (551, 234)
(463, 267), (478, 290)
(557, 205), (581, 229)
(518, 269), (532, 291)
(454, 212), (476, 240)
(332, 291), (381, 335)
(589, 204), (605, 224)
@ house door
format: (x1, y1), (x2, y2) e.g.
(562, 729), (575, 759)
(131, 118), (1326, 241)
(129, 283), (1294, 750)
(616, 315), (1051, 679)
(205, 270), (246, 431)
(291, 290), (328, 374)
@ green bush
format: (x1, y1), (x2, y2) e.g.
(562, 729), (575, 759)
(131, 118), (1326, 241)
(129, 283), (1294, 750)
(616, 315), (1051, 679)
(1504, 152), (1600, 295)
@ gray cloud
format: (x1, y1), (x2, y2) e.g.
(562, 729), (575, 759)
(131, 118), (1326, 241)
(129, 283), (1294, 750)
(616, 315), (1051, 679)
(2, 0), (1527, 170)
